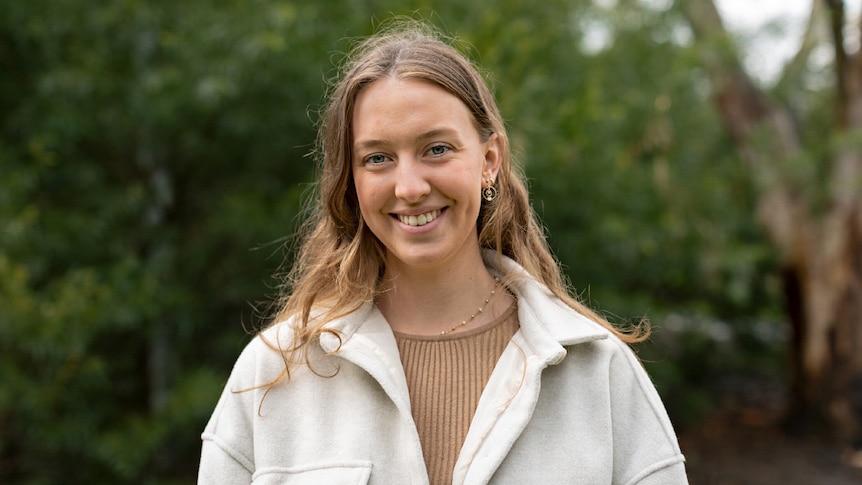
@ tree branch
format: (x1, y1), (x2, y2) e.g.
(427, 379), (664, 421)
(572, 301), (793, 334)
(826, 0), (849, 127)
(681, 0), (776, 143)
(776, 0), (827, 93)
(846, 5), (862, 127)
(680, 0), (804, 261)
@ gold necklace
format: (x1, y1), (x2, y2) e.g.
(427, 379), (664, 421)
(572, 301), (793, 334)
(439, 277), (501, 335)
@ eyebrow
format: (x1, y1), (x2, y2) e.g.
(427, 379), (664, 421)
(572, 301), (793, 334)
(353, 128), (460, 152)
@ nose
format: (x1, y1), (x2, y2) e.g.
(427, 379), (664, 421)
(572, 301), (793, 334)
(394, 158), (431, 203)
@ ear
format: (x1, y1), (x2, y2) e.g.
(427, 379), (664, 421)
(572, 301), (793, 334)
(481, 133), (503, 182)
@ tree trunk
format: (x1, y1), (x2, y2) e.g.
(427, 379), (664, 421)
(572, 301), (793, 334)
(681, 0), (862, 444)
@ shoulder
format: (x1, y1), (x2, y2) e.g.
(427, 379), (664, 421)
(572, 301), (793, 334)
(486, 252), (610, 343)
(231, 306), (368, 388)
(218, 319), (305, 389)
(508, 276), (610, 351)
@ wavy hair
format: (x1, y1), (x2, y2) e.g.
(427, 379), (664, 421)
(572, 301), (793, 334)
(265, 20), (647, 380)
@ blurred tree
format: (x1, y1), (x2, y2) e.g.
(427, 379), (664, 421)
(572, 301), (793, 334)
(681, 0), (862, 442)
(0, 0), (330, 482)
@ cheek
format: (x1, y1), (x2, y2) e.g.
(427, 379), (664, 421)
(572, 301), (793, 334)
(457, 165), (485, 198)
(352, 175), (382, 214)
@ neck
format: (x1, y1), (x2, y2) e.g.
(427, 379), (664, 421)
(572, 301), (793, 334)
(377, 251), (504, 336)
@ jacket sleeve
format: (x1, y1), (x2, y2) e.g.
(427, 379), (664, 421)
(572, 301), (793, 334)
(198, 434), (254, 484)
(625, 461), (688, 485)
(197, 339), (262, 484)
(607, 337), (689, 485)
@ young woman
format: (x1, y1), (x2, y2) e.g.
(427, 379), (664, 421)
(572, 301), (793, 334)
(198, 22), (688, 485)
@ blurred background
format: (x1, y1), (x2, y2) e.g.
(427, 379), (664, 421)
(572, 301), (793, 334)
(2, 0), (861, 483)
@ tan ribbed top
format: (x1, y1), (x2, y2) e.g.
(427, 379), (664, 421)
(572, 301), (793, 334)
(393, 303), (519, 485)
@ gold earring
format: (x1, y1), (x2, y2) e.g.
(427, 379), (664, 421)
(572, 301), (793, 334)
(482, 178), (498, 202)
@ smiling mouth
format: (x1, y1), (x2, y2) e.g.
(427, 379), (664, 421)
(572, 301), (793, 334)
(397, 209), (441, 227)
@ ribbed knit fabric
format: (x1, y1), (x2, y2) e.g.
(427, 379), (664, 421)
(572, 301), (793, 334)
(393, 303), (519, 485)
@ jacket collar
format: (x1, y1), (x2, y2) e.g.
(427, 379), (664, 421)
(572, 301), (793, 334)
(486, 252), (608, 365)
(318, 299), (413, 419)
(318, 252), (608, 365)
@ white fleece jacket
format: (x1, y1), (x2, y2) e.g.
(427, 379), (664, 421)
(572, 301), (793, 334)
(198, 256), (688, 484)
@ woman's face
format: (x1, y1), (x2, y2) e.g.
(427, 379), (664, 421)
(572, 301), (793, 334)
(351, 77), (500, 274)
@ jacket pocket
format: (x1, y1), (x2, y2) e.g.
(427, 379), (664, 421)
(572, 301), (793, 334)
(251, 461), (372, 485)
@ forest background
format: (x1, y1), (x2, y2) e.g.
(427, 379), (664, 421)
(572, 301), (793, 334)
(2, 0), (861, 483)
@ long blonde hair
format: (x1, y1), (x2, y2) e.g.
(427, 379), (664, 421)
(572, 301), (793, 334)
(267, 20), (647, 378)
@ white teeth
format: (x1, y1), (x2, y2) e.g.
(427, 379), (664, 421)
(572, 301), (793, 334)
(399, 210), (440, 227)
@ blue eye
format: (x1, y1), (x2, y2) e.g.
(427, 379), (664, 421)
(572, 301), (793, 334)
(366, 154), (387, 165)
(428, 145), (449, 156)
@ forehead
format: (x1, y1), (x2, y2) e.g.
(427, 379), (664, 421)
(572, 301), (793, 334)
(351, 77), (477, 143)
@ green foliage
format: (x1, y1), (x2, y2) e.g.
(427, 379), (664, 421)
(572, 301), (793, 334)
(0, 0), (318, 481)
(1, 0), (791, 481)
